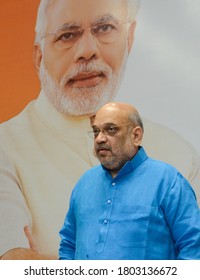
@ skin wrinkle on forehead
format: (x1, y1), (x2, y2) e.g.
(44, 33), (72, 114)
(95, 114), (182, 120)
(35, 0), (138, 42)
(47, 14), (121, 35)
(45, 0), (128, 33)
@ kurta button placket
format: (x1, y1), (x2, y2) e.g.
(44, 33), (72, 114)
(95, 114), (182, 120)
(96, 178), (117, 254)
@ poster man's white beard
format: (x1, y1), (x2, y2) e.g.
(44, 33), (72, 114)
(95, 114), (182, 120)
(39, 59), (126, 117)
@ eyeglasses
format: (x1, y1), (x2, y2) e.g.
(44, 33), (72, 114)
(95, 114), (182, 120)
(41, 19), (131, 50)
(88, 123), (133, 139)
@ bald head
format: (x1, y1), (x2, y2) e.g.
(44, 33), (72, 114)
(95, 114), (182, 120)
(98, 102), (137, 113)
(94, 102), (144, 131)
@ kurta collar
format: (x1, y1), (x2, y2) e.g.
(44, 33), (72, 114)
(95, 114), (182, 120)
(102, 147), (148, 180)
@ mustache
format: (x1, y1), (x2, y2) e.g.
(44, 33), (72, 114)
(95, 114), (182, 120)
(60, 61), (112, 86)
(96, 144), (112, 153)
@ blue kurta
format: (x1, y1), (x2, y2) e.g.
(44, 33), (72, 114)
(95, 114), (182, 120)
(59, 147), (200, 260)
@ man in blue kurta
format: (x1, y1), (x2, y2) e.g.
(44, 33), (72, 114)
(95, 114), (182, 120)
(59, 102), (200, 260)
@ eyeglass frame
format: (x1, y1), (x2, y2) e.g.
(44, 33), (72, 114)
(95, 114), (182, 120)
(88, 123), (135, 139)
(40, 18), (132, 48)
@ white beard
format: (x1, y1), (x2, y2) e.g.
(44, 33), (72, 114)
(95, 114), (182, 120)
(39, 57), (127, 117)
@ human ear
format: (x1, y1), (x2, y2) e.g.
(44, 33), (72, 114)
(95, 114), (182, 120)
(90, 115), (96, 126)
(127, 21), (136, 54)
(131, 126), (143, 146)
(33, 43), (42, 75)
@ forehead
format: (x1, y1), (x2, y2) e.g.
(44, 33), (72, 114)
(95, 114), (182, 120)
(94, 107), (128, 127)
(46, 0), (128, 30)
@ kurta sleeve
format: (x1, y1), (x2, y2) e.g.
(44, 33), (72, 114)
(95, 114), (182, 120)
(162, 173), (200, 259)
(59, 189), (76, 260)
(0, 148), (32, 257)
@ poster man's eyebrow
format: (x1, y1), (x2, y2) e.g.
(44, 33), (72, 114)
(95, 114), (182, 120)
(94, 14), (119, 25)
(56, 22), (81, 32)
(54, 14), (119, 33)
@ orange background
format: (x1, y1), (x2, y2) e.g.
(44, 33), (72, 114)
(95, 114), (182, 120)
(0, 0), (41, 123)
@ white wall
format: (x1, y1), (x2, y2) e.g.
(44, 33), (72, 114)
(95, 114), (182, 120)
(117, 0), (200, 154)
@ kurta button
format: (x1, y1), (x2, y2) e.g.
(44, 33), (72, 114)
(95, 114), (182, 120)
(107, 200), (111, 204)
(112, 182), (116, 186)
(104, 219), (108, 224)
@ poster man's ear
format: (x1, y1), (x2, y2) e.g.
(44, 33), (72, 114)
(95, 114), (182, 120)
(33, 44), (42, 75)
(127, 21), (136, 54)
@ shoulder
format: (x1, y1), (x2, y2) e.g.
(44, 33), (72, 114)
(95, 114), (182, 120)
(0, 101), (35, 131)
(145, 156), (179, 179)
(148, 155), (195, 188)
(77, 165), (103, 183)
(145, 156), (197, 198)
(71, 165), (103, 195)
(0, 100), (36, 148)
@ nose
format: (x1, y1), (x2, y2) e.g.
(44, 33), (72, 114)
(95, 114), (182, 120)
(95, 131), (107, 143)
(73, 28), (100, 63)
